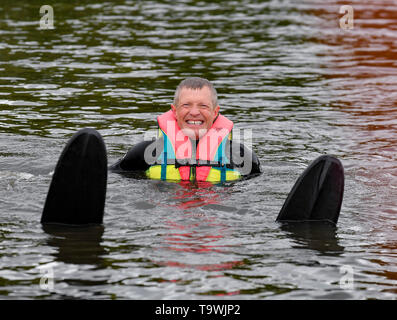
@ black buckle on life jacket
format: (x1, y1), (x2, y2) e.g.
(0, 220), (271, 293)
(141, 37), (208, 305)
(174, 159), (233, 169)
(154, 158), (233, 169)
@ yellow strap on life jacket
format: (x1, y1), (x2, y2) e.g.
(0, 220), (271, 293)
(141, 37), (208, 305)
(206, 167), (241, 182)
(146, 165), (181, 181)
(146, 164), (241, 183)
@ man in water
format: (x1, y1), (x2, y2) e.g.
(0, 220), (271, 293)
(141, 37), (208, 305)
(41, 77), (344, 225)
(110, 77), (261, 182)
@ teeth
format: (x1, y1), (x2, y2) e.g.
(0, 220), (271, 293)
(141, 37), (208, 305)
(187, 121), (203, 125)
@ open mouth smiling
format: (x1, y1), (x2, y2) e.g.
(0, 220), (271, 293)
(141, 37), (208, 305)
(186, 120), (204, 126)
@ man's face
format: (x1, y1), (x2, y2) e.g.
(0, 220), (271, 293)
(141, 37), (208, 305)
(171, 86), (220, 140)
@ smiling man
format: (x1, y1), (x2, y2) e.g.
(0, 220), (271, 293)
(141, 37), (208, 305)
(42, 78), (345, 226)
(171, 79), (220, 140)
(110, 77), (261, 182)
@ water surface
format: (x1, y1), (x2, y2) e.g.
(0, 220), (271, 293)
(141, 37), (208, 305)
(0, 0), (396, 299)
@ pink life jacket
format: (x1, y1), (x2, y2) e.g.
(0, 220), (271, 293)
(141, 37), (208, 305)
(155, 110), (234, 181)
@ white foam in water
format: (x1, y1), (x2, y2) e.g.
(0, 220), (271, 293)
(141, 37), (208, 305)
(0, 171), (35, 180)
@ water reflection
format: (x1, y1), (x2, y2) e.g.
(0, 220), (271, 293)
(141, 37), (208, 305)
(42, 225), (106, 267)
(311, 0), (397, 293)
(171, 181), (223, 210)
(312, 1), (397, 223)
(279, 221), (344, 256)
(313, 0), (397, 165)
(154, 182), (245, 283)
(364, 240), (397, 295)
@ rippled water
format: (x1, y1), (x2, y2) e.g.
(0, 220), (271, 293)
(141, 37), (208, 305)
(0, 0), (396, 299)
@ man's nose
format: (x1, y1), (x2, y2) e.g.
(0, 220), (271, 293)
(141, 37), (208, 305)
(189, 105), (201, 116)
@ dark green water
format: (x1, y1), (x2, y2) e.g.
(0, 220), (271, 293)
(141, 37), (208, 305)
(0, 0), (396, 299)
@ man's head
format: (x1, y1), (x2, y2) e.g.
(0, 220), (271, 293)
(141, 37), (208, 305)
(171, 77), (220, 140)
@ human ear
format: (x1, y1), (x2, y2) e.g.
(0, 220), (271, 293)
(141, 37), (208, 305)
(214, 105), (220, 116)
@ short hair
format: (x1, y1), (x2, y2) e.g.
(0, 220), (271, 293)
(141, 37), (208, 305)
(173, 77), (218, 108)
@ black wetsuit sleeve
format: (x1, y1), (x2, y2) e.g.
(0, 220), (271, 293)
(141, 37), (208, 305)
(109, 140), (154, 172)
(229, 141), (261, 176)
(242, 143), (261, 175)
